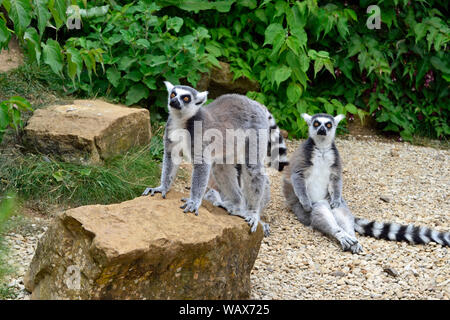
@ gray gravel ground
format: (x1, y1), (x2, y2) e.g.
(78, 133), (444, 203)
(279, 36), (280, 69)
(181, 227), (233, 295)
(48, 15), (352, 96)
(252, 137), (449, 300)
(2, 215), (49, 299)
(2, 136), (449, 300)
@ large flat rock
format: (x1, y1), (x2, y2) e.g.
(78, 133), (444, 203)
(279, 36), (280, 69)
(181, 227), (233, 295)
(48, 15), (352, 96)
(23, 100), (151, 163)
(24, 191), (263, 299)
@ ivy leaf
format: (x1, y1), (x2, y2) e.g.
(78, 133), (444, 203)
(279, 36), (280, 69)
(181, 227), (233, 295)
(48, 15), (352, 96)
(35, 0), (52, 37)
(136, 39), (150, 48)
(323, 59), (335, 77)
(287, 82), (303, 103)
(264, 23), (285, 46)
(0, 103), (11, 130)
(415, 59), (429, 86)
(42, 39), (64, 77)
(345, 103), (358, 114)
(400, 130), (413, 142)
(413, 23), (427, 43)
(324, 102), (334, 115)
(314, 59), (324, 77)
(205, 43), (222, 57)
(166, 17), (184, 33)
(125, 83), (149, 106)
(6, 0), (32, 36)
(233, 20), (242, 36)
(344, 8), (357, 22)
(240, 0), (256, 9)
(254, 9), (267, 24)
(8, 96), (32, 111)
(142, 77), (156, 90)
(207, 55), (221, 68)
(23, 27), (41, 64)
(66, 47), (83, 84)
(48, 0), (68, 29)
(124, 70), (143, 82)
(299, 54), (310, 72)
(273, 65), (292, 87)
(0, 16), (11, 46)
(286, 36), (301, 56)
(106, 68), (121, 88)
(118, 56), (137, 71)
(430, 56), (450, 74)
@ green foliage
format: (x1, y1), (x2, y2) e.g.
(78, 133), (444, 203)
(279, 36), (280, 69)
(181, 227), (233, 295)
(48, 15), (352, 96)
(0, 146), (161, 207)
(0, 192), (17, 299)
(1, 1), (449, 140)
(0, 96), (32, 143)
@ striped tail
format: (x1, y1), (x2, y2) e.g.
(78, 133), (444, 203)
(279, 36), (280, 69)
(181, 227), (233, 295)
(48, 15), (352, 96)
(266, 112), (289, 171)
(355, 218), (450, 246)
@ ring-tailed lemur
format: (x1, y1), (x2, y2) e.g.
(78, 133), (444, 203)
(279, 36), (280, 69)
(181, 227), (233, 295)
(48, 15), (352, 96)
(143, 81), (288, 236)
(283, 113), (449, 253)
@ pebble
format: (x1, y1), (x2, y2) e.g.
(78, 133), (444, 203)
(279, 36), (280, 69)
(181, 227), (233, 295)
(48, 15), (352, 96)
(331, 271), (346, 277)
(384, 267), (400, 278)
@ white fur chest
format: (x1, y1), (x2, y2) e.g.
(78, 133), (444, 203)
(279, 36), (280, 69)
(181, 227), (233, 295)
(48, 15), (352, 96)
(305, 148), (335, 203)
(167, 117), (192, 162)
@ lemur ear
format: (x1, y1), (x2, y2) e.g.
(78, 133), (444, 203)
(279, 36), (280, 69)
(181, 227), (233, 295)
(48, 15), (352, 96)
(334, 114), (345, 124)
(195, 91), (208, 105)
(301, 113), (312, 125)
(163, 81), (174, 92)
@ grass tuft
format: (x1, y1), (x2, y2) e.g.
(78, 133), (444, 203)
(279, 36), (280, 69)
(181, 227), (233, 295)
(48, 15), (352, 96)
(0, 145), (161, 208)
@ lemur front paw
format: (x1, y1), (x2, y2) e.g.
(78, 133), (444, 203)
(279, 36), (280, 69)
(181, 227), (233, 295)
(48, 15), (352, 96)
(180, 198), (201, 215)
(142, 186), (167, 198)
(244, 211), (260, 233)
(301, 201), (313, 213)
(330, 199), (341, 209)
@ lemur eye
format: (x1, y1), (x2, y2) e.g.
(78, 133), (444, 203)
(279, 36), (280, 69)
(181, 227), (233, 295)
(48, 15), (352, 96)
(184, 97), (189, 102)
(170, 92), (176, 98)
(182, 95), (191, 103)
(326, 122), (332, 128)
(313, 121), (320, 127)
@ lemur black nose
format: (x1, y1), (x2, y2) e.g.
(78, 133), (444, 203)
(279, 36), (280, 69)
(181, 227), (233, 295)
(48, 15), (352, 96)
(317, 127), (327, 135)
(169, 98), (181, 109)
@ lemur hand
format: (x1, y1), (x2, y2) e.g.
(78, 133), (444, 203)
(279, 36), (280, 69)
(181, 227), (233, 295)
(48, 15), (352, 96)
(301, 200), (313, 213)
(330, 199), (341, 209)
(180, 197), (201, 215)
(142, 186), (167, 198)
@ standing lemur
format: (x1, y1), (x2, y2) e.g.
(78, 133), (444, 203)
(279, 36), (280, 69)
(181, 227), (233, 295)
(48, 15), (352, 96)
(143, 81), (289, 236)
(283, 113), (449, 253)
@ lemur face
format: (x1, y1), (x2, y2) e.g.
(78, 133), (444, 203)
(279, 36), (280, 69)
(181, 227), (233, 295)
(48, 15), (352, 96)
(301, 113), (345, 142)
(163, 81), (208, 114)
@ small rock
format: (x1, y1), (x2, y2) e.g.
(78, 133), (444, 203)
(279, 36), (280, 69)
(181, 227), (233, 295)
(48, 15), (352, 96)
(380, 196), (391, 203)
(280, 129), (289, 139)
(331, 271), (346, 277)
(384, 267), (399, 277)
(390, 148), (399, 157)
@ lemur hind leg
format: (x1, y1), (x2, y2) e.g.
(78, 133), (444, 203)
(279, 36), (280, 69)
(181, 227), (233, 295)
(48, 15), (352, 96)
(209, 164), (245, 218)
(258, 175), (271, 236)
(291, 201), (312, 226)
(241, 163), (268, 235)
(332, 201), (363, 254)
(310, 200), (359, 252)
